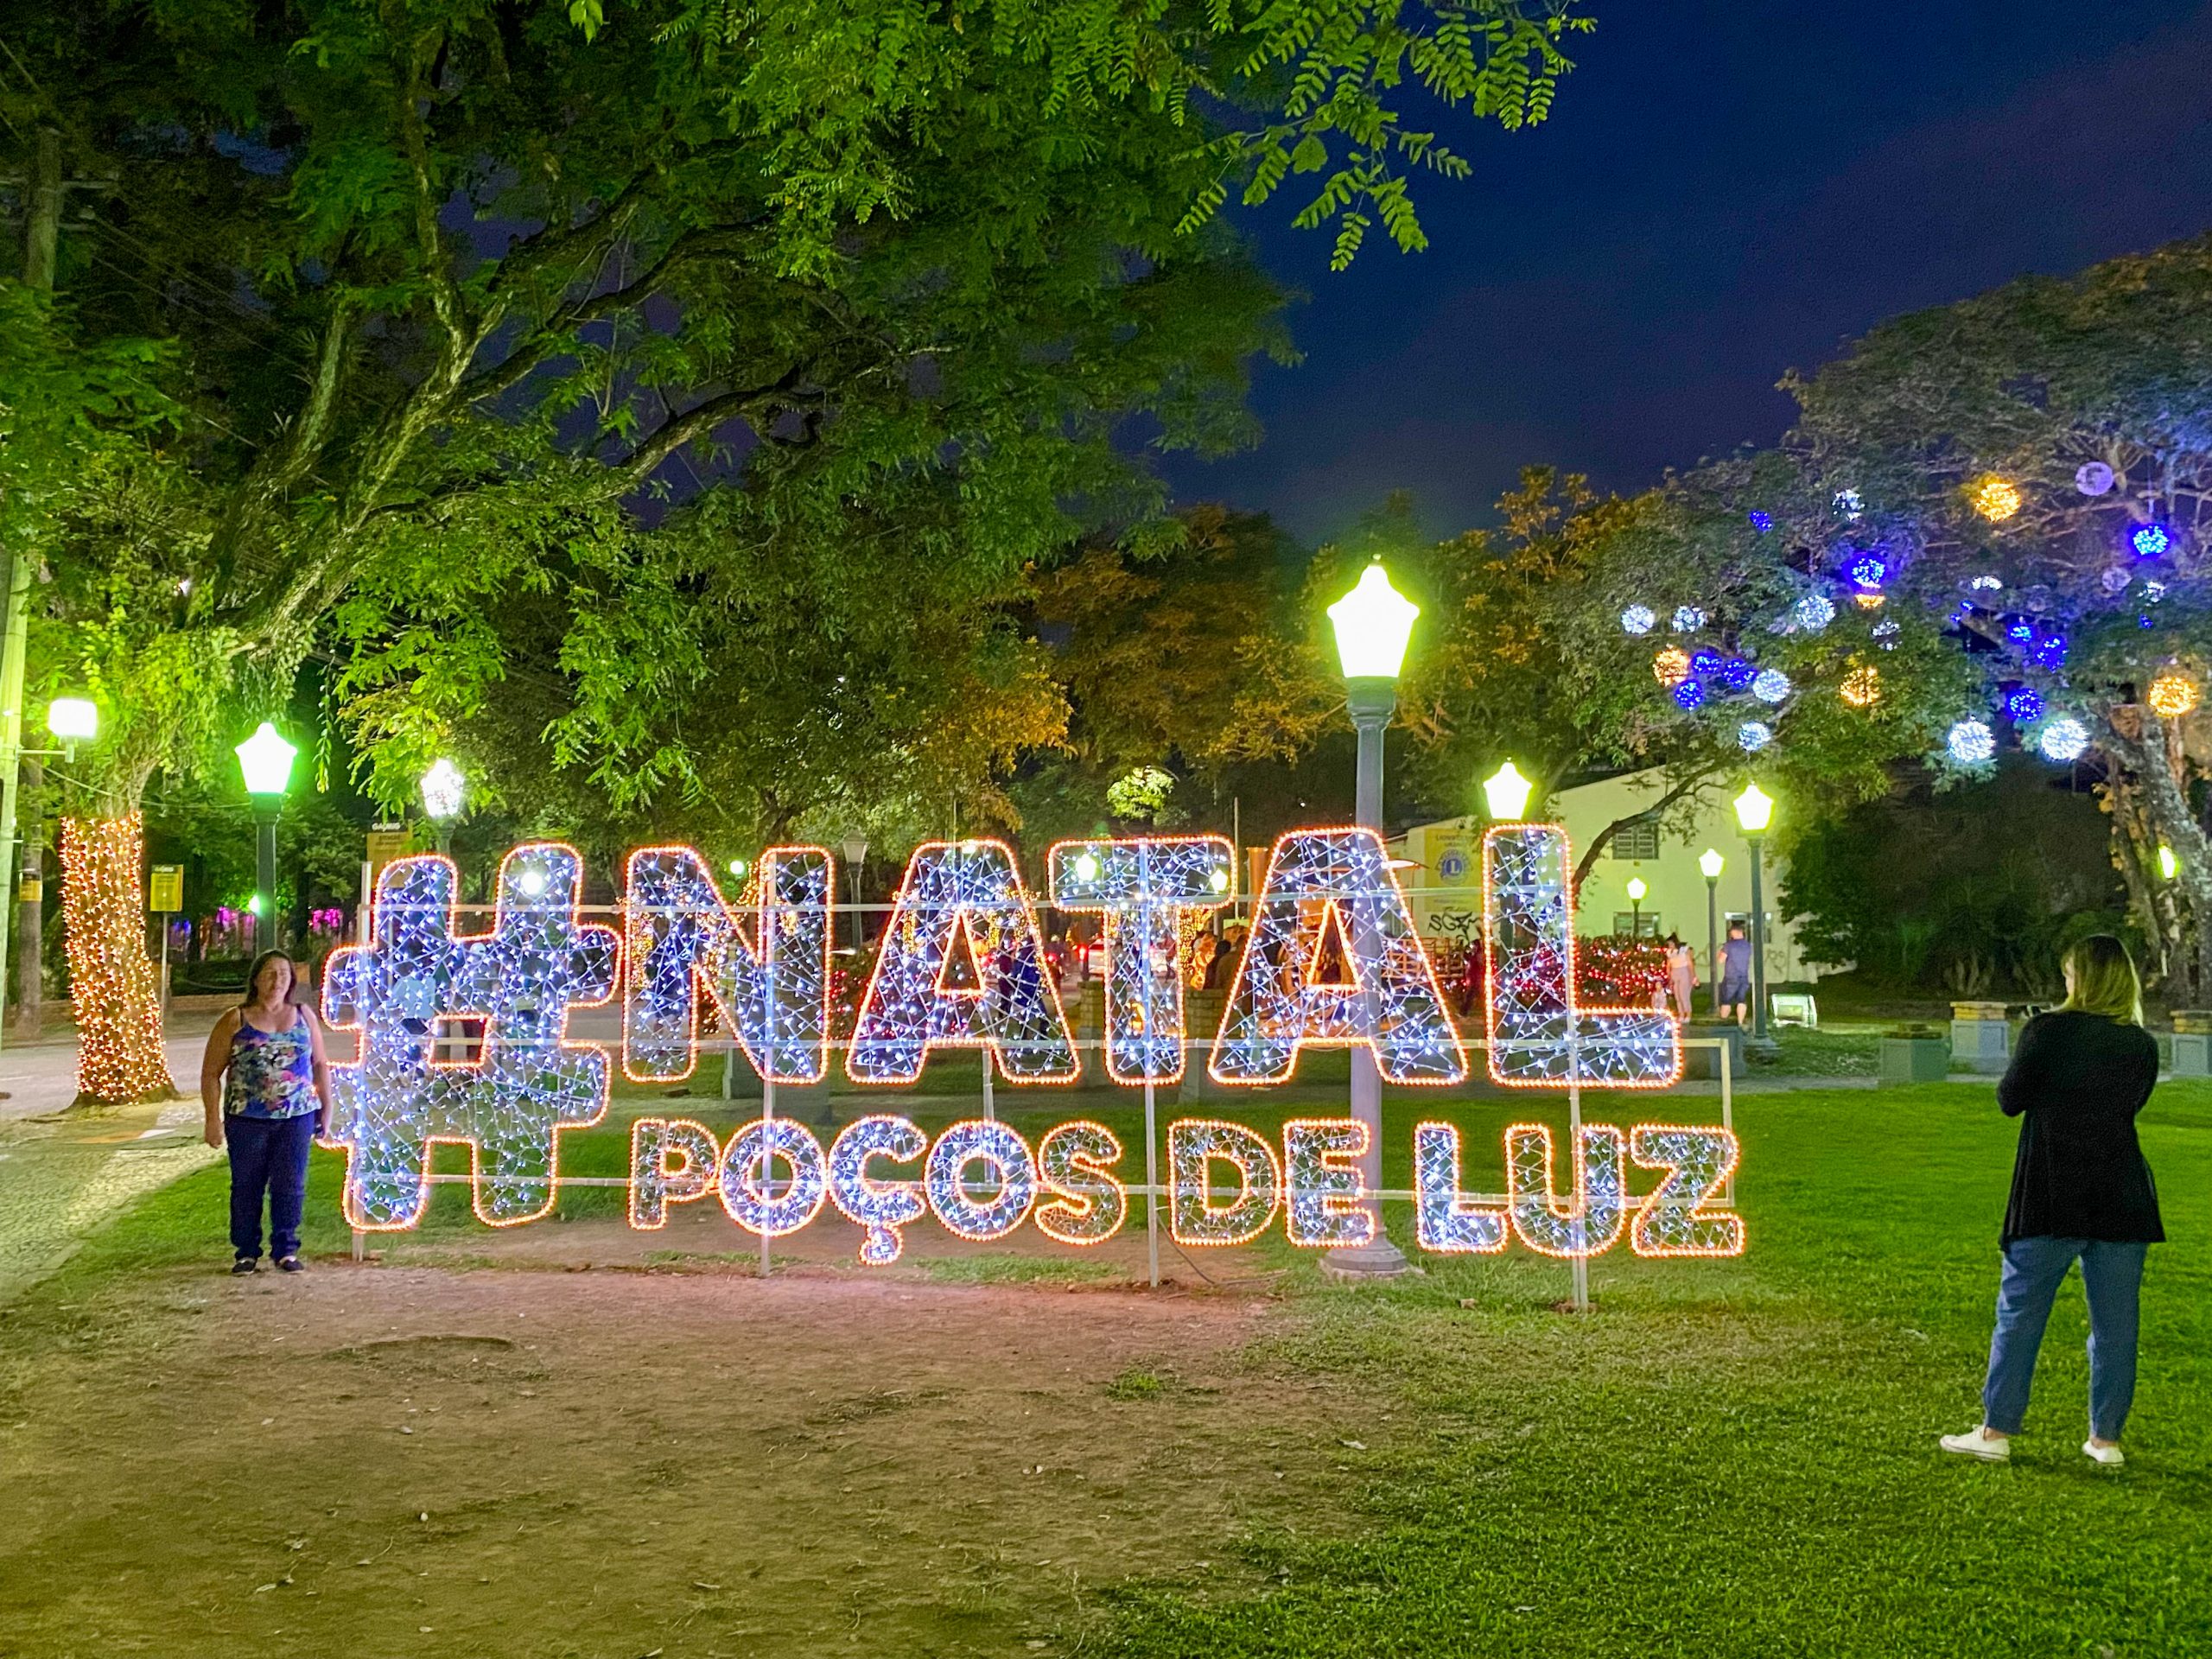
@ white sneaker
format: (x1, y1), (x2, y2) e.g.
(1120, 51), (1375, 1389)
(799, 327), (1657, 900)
(1940, 1427), (2010, 1462)
(2082, 1440), (2125, 1466)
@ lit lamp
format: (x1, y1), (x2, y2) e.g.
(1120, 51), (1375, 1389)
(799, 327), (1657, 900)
(1482, 760), (1534, 822)
(46, 696), (98, 758)
(840, 835), (869, 954)
(1323, 561), (1420, 1280)
(235, 721), (297, 948)
(2158, 845), (2178, 881)
(1625, 874), (1648, 939)
(1698, 848), (1725, 1012)
(1732, 783), (1777, 1056)
(420, 757), (464, 856)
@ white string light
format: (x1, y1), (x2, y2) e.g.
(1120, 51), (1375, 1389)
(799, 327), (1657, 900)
(1412, 1122), (1508, 1253)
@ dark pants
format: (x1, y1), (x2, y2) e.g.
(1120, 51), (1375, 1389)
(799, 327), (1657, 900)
(227, 1112), (317, 1262)
(1981, 1236), (2149, 1440)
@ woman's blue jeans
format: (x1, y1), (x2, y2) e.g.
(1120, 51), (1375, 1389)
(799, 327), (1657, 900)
(1981, 1236), (2148, 1441)
(226, 1112), (317, 1262)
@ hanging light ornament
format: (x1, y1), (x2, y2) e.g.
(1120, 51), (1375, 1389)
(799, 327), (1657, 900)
(2075, 461), (2115, 496)
(2004, 686), (2044, 722)
(1619, 604), (1656, 635)
(2147, 671), (2201, 718)
(1791, 594), (1835, 632)
(1946, 720), (1996, 765)
(1736, 721), (1772, 753)
(1751, 668), (1792, 704)
(2037, 717), (2090, 762)
(1671, 679), (1707, 711)
(1748, 511), (1774, 532)
(1652, 647), (1693, 686)
(1847, 552), (1887, 591)
(1671, 605), (1707, 632)
(2131, 523), (2171, 559)
(1970, 477), (2022, 522)
(1840, 666), (1882, 709)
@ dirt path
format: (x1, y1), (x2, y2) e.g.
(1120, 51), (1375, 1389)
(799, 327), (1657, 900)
(0, 1262), (1376, 1657)
(0, 1098), (218, 1299)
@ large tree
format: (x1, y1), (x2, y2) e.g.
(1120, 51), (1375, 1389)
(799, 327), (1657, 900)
(1780, 233), (2212, 996)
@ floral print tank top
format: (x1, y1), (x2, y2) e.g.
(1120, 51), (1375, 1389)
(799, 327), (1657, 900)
(225, 1007), (317, 1119)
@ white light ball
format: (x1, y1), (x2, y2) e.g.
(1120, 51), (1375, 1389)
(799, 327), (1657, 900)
(1751, 668), (1792, 704)
(2037, 717), (2090, 762)
(1620, 604), (1656, 635)
(2075, 461), (2115, 496)
(1946, 720), (1995, 766)
(1671, 605), (1707, 632)
(1737, 721), (1772, 753)
(1792, 594), (1835, 632)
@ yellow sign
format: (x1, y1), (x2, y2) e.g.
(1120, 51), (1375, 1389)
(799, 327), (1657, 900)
(17, 874), (41, 905)
(366, 825), (410, 880)
(149, 865), (184, 912)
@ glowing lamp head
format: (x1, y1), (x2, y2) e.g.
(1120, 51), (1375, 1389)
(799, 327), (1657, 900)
(1624, 876), (1648, 904)
(246, 893), (265, 918)
(234, 721), (297, 798)
(1072, 849), (1103, 884)
(726, 857), (749, 879)
(2159, 844), (2179, 880)
(1208, 866), (1230, 894)
(1698, 848), (1725, 881)
(1733, 782), (1775, 836)
(1482, 760), (1535, 822)
(516, 864), (550, 899)
(1326, 563), (1419, 681)
(46, 697), (98, 744)
(840, 835), (869, 867)
(419, 757), (465, 822)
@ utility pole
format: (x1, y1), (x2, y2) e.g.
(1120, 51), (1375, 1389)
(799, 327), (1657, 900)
(0, 127), (65, 1060)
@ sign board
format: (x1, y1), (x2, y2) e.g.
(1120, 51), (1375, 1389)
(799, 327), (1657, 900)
(17, 874), (41, 905)
(365, 824), (410, 880)
(314, 826), (1737, 1268)
(148, 865), (183, 913)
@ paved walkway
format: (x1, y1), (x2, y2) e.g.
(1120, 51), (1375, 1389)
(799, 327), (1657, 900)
(0, 1022), (219, 1300)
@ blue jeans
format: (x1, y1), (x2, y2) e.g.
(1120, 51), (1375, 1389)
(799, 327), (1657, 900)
(227, 1112), (317, 1262)
(1981, 1236), (2148, 1440)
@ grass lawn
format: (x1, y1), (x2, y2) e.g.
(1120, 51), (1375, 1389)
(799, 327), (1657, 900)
(1, 1076), (2205, 1656)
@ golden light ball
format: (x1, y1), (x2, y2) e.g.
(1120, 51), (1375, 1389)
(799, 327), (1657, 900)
(2148, 671), (2201, 718)
(1652, 646), (1692, 686)
(1970, 476), (2022, 523)
(1840, 665), (1882, 709)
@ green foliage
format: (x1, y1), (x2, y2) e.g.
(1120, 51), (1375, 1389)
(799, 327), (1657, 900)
(665, 0), (1597, 270)
(1779, 758), (2128, 995)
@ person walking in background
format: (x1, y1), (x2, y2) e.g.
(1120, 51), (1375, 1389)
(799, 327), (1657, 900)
(1942, 935), (2164, 1467)
(1665, 932), (1697, 1020)
(200, 950), (334, 1275)
(1717, 920), (1753, 1026)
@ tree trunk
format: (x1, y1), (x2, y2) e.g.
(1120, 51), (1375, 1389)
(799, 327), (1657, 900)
(60, 813), (175, 1104)
(2117, 717), (2212, 1009)
(13, 757), (41, 1040)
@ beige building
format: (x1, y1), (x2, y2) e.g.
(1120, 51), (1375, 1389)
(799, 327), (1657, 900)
(1388, 766), (1823, 988)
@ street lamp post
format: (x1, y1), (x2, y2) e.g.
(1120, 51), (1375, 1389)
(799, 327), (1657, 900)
(1324, 562), (1421, 1280)
(1625, 874), (1647, 940)
(841, 835), (869, 955)
(1732, 784), (1777, 1058)
(235, 722), (297, 950)
(420, 758), (464, 857)
(1698, 848), (1724, 1014)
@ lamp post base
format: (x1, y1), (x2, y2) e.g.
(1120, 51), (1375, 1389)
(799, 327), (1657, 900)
(1321, 1237), (1416, 1281)
(1745, 1032), (1782, 1061)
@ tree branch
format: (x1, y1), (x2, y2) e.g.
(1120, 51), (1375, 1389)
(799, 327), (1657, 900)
(1571, 765), (1721, 889)
(605, 365), (811, 492)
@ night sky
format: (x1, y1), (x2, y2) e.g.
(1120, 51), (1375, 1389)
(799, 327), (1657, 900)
(1161, 0), (2212, 543)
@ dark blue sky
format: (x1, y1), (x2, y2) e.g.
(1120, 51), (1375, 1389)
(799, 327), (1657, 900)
(1162, 0), (2212, 543)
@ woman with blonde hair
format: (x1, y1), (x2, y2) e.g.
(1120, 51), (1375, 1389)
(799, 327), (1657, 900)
(1941, 935), (2164, 1466)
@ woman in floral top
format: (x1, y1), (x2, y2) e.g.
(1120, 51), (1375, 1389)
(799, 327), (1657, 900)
(200, 950), (334, 1274)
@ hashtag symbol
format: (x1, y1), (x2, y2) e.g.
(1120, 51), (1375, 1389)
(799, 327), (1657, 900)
(322, 845), (618, 1229)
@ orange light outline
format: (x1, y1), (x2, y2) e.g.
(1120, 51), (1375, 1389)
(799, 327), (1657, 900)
(620, 842), (834, 1087)
(923, 1117), (1040, 1241)
(1480, 824), (1685, 1091)
(1046, 834), (1235, 1085)
(1034, 1120), (1128, 1246)
(1629, 1123), (1746, 1258)
(627, 1116), (721, 1230)
(716, 1116), (830, 1237)
(1409, 1121), (1509, 1255)
(1503, 1121), (1627, 1259)
(845, 838), (1081, 1085)
(1281, 1116), (1374, 1249)
(826, 1113), (930, 1265)
(321, 843), (619, 1231)
(1166, 1117), (1283, 1247)
(1206, 825), (1468, 1088)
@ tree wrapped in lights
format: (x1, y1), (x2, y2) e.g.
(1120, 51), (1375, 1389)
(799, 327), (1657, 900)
(59, 816), (175, 1104)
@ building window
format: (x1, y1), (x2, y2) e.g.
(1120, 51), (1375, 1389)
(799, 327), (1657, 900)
(1612, 912), (1662, 939)
(1611, 817), (1661, 861)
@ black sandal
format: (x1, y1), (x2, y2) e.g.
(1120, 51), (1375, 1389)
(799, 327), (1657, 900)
(276, 1256), (305, 1274)
(232, 1256), (257, 1274)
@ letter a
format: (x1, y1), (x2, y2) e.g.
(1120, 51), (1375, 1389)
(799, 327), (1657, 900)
(1209, 827), (1465, 1085)
(847, 840), (1079, 1084)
